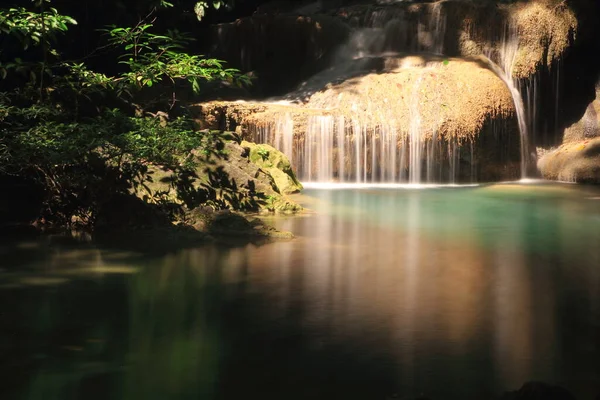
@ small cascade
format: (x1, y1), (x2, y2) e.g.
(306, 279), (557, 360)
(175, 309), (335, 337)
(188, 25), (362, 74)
(209, 0), (578, 184)
(524, 75), (538, 146)
(249, 113), (295, 164)
(553, 60), (561, 141)
(273, 114), (295, 165)
(237, 50), (522, 184)
(302, 116), (335, 182)
(488, 21), (531, 179)
(425, 1), (447, 55)
(216, 0), (574, 184)
(349, 2), (447, 56)
(246, 107), (479, 184)
(408, 72), (425, 183)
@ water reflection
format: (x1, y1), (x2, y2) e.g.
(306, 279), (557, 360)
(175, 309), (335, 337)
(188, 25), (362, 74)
(1, 184), (599, 399)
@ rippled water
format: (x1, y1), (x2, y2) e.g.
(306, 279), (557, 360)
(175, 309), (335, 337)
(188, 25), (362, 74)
(1, 183), (599, 400)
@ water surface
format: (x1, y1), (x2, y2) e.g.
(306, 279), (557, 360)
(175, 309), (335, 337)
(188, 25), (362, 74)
(1, 183), (599, 400)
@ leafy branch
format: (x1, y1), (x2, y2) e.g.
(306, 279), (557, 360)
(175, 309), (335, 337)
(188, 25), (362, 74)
(0, 4), (76, 50)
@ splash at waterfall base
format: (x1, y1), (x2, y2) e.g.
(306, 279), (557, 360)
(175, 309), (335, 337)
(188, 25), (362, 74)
(196, 55), (523, 184)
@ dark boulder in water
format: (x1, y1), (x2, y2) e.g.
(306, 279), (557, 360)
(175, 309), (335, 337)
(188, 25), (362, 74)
(500, 382), (577, 400)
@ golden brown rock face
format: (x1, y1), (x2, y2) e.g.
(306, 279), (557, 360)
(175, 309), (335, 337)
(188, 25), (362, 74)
(537, 138), (600, 183)
(345, 0), (577, 79)
(538, 85), (600, 183)
(303, 55), (516, 142)
(201, 0), (585, 183)
(197, 56), (516, 141)
(193, 55), (522, 183)
(509, 1), (577, 79)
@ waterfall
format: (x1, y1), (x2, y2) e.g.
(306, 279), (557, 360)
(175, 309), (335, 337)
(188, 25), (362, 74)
(304, 116), (335, 182)
(487, 21), (531, 179)
(273, 114), (294, 166)
(238, 0), (558, 184)
(427, 1), (447, 55)
(409, 72), (425, 183)
(356, 2), (447, 56)
(243, 3), (462, 184)
(247, 100), (474, 185)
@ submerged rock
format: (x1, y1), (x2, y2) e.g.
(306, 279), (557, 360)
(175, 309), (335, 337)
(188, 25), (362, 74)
(187, 207), (294, 239)
(500, 382), (577, 400)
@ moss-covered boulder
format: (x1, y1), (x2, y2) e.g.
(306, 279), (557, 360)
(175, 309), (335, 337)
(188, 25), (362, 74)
(242, 140), (303, 194)
(136, 139), (302, 214)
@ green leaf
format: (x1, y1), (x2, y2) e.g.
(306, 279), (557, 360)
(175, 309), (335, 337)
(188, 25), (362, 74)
(194, 2), (207, 21)
(443, 59), (449, 66)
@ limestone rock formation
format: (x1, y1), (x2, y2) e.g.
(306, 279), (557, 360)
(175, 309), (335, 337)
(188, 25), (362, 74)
(209, 0), (577, 96)
(537, 138), (600, 183)
(194, 55), (522, 183)
(303, 55), (515, 142)
(202, 0), (599, 184)
(538, 85), (600, 183)
(507, 1), (577, 79)
(563, 90), (600, 143)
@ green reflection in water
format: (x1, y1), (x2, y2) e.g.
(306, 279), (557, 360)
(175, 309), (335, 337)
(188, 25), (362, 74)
(9, 251), (225, 400)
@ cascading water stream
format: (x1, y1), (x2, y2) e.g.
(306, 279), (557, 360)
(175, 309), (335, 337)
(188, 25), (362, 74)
(409, 72), (425, 184)
(273, 114), (294, 165)
(486, 22), (531, 179)
(241, 1), (544, 184)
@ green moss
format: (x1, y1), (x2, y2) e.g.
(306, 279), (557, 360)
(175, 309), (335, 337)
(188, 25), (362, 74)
(242, 141), (303, 194)
(132, 140), (302, 217)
